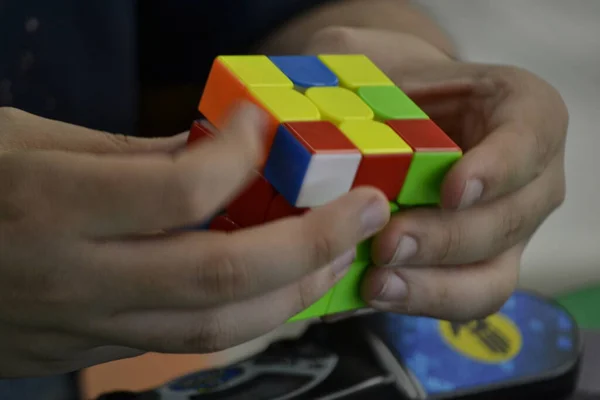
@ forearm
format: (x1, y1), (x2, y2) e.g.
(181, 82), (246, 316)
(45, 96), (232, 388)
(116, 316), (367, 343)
(257, 0), (456, 65)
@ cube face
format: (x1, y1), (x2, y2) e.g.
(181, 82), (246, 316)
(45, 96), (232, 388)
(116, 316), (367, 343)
(193, 53), (463, 322)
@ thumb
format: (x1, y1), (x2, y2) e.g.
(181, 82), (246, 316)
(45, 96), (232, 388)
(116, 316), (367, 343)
(0, 107), (188, 154)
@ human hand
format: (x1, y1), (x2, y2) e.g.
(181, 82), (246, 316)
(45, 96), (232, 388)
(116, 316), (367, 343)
(0, 105), (390, 377)
(306, 27), (568, 321)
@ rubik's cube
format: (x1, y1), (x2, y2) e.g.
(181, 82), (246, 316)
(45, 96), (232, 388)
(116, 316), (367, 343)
(187, 54), (462, 322)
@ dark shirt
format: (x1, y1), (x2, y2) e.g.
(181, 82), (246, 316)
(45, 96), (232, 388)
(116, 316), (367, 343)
(0, 0), (334, 136)
(0, 0), (334, 398)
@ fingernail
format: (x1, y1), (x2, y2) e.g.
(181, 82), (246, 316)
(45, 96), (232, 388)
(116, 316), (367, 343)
(458, 179), (484, 209)
(389, 235), (418, 265)
(360, 197), (390, 237)
(331, 248), (356, 277)
(376, 274), (408, 302)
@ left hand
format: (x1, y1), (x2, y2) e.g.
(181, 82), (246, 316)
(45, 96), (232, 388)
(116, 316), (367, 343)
(306, 27), (568, 321)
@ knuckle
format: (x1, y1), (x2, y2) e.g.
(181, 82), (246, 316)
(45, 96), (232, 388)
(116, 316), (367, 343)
(434, 223), (462, 264)
(308, 230), (338, 269)
(196, 246), (252, 302)
(306, 26), (360, 53)
(498, 203), (527, 245)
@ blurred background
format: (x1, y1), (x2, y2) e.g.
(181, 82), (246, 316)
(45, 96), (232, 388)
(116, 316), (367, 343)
(82, 1), (600, 398)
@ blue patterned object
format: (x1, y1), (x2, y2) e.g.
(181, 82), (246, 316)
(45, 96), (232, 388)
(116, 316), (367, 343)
(369, 290), (580, 398)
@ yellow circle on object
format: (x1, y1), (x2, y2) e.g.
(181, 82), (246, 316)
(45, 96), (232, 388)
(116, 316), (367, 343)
(318, 54), (394, 90)
(305, 87), (373, 124)
(251, 87), (321, 122)
(438, 313), (522, 364)
(219, 55), (293, 88)
(338, 120), (412, 154)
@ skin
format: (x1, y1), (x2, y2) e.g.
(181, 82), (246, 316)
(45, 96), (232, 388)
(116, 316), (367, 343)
(257, 0), (568, 321)
(0, 105), (390, 377)
(0, 0), (568, 377)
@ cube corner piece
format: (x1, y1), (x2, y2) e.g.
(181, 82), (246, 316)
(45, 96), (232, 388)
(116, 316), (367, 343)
(264, 121), (362, 208)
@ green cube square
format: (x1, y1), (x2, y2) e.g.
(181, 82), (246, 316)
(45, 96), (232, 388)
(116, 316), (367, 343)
(358, 86), (428, 120)
(325, 260), (370, 315)
(398, 151), (462, 205)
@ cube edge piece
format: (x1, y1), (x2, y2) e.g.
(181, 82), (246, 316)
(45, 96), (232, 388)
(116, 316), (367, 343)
(217, 55), (294, 88)
(317, 54), (394, 90)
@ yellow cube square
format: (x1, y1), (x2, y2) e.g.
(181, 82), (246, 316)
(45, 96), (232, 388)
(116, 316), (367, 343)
(338, 120), (413, 154)
(218, 55), (293, 88)
(305, 87), (373, 125)
(250, 87), (321, 122)
(318, 54), (394, 90)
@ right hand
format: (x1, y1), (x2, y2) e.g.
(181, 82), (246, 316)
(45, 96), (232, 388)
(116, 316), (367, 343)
(0, 104), (390, 378)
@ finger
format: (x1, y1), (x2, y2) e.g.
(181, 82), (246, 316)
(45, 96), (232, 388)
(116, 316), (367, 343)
(0, 107), (188, 154)
(12, 102), (267, 236)
(393, 63), (568, 209)
(372, 151), (565, 267)
(95, 265), (342, 354)
(94, 187), (390, 310)
(363, 243), (524, 321)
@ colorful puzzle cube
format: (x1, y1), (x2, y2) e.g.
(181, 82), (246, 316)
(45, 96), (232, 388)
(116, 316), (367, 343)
(188, 54), (462, 322)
